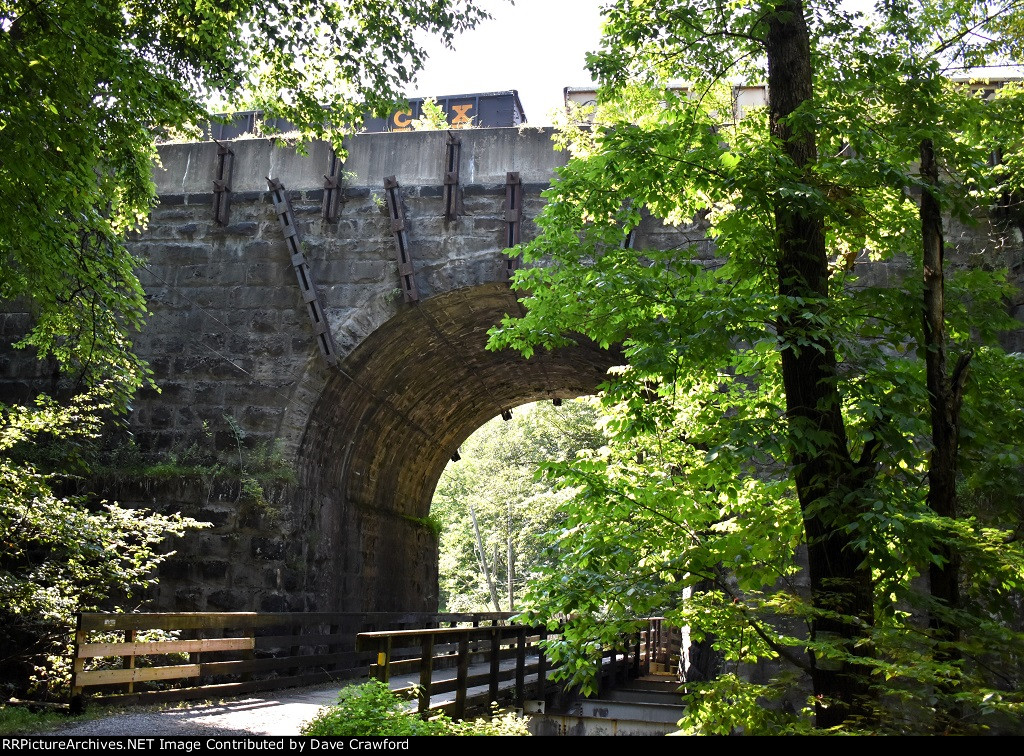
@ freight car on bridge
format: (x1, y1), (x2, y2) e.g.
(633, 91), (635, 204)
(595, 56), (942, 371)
(205, 90), (526, 140)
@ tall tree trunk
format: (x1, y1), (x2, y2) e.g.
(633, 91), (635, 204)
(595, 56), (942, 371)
(766, 0), (875, 727)
(507, 536), (515, 611)
(469, 504), (502, 612)
(919, 136), (970, 731)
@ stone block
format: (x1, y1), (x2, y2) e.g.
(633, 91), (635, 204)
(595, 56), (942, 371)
(159, 559), (192, 580)
(133, 431), (175, 453)
(251, 538), (286, 560)
(236, 286), (297, 309)
(199, 560), (231, 580)
(0, 312), (30, 339)
(246, 262), (289, 287)
(234, 191), (267, 203)
(467, 217), (506, 235)
(208, 589), (247, 611)
(155, 243), (212, 266)
(462, 183), (505, 197)
(173, 588), (203, 611)
(198, 508), (232, 528)
(185, 192), (215, 205)
(211, 221), (259, 237)
(285, 596), (308, 612)
(241, 406), (284, 434)
(259, 593), (288, 612)
(148, 406), (174, 430)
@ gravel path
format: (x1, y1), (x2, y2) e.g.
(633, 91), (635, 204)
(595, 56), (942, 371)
(36, 656), (539, 736)
(36, 682), (345, 736)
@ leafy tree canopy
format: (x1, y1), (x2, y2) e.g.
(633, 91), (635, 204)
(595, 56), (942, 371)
(0, 388), (208, 698)
(432, 399), (606, 612)
(490, 0), (1024, 734)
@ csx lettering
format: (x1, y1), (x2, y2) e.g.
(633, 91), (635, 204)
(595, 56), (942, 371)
(450, 104), (473, 125)
(392, 110), (412, 130)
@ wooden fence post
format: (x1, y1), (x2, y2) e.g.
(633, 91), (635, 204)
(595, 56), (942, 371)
(69, 613), (85, 714)
(418, 635), (434, 714)
(488, 628), (500, 705)
(455, 635), (469, 720)
(123, 629), (136, 694)
(372, 636), (393, 683)
(515, 627), (526, 708)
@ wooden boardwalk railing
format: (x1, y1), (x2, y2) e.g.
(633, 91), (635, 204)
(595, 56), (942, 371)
(356, 623), (550, 719)
(70, 611), (511, 712)
(356, 617), (669, 719)
(70, 612), (675, 717)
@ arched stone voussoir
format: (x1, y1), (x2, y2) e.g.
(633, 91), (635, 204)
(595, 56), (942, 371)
(300, 281), (621, 514)
(296, 282), (621, 611)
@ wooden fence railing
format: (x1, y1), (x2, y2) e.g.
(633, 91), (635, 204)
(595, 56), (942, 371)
(70, 611), (512, 712)
(356, 623), (549, 719)
(355, 617), (668, 719)
(648, 619), (681, 674)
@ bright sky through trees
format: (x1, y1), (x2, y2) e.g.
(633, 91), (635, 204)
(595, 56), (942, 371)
(413, 0), (604, 124)
(411, 0), (1022, 125)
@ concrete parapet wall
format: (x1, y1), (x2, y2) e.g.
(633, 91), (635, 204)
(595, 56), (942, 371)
(154, 127), (567, 196)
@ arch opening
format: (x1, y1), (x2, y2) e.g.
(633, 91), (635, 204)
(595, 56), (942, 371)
(432, 397), (606, 614)
(296, 282), (621, 613)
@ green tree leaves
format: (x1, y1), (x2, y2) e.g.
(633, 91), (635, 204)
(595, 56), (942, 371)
(0, 391), (207, 698)
(431, 399), (606, 613)
(487, 0), (1024, 734)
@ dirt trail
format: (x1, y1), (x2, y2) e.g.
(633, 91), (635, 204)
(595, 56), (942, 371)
(36, 682), (344, 736)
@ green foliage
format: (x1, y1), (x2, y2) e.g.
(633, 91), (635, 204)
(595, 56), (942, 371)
(431, 399), (606, 612)
(98, 420), (295, 494)
(411, 97), (451, 131)
(401, 512), (445, 539)
(488, 0), (1024, 735)
(221, 414), (294, 515)
(0, 706), (68, 736)
(300, 681), (530, 736)
(0, 391), (208, 699)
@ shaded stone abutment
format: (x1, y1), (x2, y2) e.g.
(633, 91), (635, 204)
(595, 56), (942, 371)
(298, 282), (620, 613)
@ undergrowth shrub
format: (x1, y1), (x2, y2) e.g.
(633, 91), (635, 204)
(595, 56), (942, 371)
(300, 681), (530, 736)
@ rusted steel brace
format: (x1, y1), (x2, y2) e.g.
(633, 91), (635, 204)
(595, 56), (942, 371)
(384, 176), (418, 302)
(504, 171), (523, 280)
(322, 148), (343, 222)
(267, 177), (339, 366)
(443, 132), (461, 222)
(213, 141), (234, 225)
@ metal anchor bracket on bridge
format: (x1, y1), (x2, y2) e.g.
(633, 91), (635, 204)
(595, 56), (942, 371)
(443, 132), (461, 222)
(384, 176), (419, 303)
(322, 148), (344, 222)
(504, 171), (523, 280)
(267, 177), (339, 366)
(213, 141), (234, 225)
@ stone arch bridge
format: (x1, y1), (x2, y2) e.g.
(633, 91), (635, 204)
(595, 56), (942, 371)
(0, 127), (699, 615)
(1, 127), (1011, 618)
